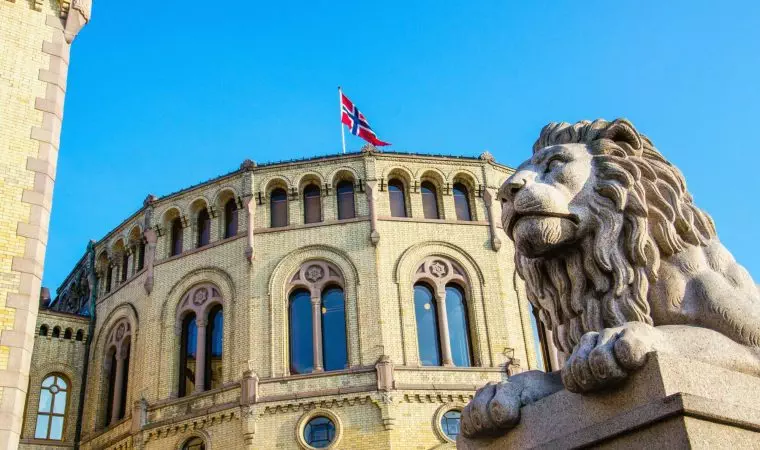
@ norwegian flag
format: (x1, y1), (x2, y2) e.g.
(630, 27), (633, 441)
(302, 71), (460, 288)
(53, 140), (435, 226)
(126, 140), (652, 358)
(340, 91), (391, 147)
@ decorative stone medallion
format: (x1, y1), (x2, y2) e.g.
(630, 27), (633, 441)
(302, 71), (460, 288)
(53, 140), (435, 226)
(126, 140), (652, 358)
(116, 323), (125, 341)
(305, 265), (324, 283)
(193, 288), (208, 306)
(430, 261), (448, 278)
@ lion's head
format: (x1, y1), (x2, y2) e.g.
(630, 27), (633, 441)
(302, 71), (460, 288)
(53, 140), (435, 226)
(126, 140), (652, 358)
(499, 119), (716, 355)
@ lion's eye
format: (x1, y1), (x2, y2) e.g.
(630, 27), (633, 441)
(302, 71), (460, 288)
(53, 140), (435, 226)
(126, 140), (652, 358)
(545, 158), (565, 173)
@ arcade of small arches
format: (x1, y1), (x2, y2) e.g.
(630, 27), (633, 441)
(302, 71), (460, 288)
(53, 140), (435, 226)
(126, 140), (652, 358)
(38, 324), (86, 342)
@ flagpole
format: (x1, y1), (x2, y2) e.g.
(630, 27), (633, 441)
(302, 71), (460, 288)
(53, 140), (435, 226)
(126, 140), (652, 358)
(338, 86), (347, 154)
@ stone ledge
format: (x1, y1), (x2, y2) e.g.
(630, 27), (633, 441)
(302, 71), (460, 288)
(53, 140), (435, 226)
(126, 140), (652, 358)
(457, 353), (760, 449)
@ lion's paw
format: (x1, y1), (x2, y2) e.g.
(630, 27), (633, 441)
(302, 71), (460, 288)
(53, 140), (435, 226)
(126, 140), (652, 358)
(461, 381), (522, 438)
(562, 322), (656, 393)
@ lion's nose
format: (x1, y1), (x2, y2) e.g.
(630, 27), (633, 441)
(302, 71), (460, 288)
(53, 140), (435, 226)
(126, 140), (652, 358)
(504, 177), (526, 197)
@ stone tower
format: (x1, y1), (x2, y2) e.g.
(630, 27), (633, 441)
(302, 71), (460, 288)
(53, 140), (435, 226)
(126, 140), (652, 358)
(0, 0), (91, 447)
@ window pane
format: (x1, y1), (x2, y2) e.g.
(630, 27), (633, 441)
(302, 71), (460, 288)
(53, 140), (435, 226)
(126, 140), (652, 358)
(446, 285), (472, 367)
(321, 287), (348, 371)
(441, 410), (462, 440)
(388, 181), (407, 217)
(34, 414), (50, 439)
(49, 416), (64, 440)
(414, 284), (441, 366)
(289, 289), (314, 374)
(181, 315), (197, 396)
(38, 388), (52, 413)
(183, 437), (206, 450)
(52, 391), (67, 414)
(207, 307), (223, 390)
(271, 189), (288, 227)
(225, 199), (238, 238)
(119, 343), (130, 419)
(304, 416), (336, 448)
(171, 219), (183, 256)
(453, 183), (472, 221)
(42, 375), (54, 388)
(421, 182), (439, 219)
(304, 185), (322, 224)
(197, 209), (210, 247)
(336, 181), (355, 220)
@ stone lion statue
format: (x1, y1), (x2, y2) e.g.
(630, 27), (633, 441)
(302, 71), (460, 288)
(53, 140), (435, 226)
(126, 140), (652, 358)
(461, 118), (760, 438)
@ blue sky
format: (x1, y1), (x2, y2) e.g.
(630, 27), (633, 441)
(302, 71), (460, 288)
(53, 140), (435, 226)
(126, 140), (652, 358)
(45, 0), (760, 290)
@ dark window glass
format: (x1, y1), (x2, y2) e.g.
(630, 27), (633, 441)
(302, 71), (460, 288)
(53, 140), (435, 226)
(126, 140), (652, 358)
(39, 325), (48, 336)
(182, 437), (206, 450)
(120, 252), (129, 282)
(321, 286), (348, 371)
(388, 180), (407, 217)
(118, 341), (130, 420)
(289, 289), (313, 374)
(336, 181), (355, 220)
(34, 375), (68, 440)
(197, 208), (210, 248)
(137, 242), (145, 271)
(304, 416), (336, 448)
(530, 305), (552, 372)
(445, 284), (472, 367)
(75, 329), (84, 341)
(205, 306), (223, 390)
(105, 351), (116, 425)
(52, 327), (60, 338)
(224, 199), (238, 238)
(270, 188), (288, 228)
(453, 183), (472, 221)
(414, 284), (441, 366)
(171, 218), (183, 256)
(105, 266), (113, 293)
(64, 328), (72, 340)
(441, 410), (462, 440)
(179, 314), (197, 397)
(303, 184), (322, 224)
(421, 181), (439, 219)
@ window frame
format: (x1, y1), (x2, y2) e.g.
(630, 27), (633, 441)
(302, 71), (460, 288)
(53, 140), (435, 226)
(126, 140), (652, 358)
(452, 182), (473, 221)
(387, 179), (408, 218)
(303, 183), (323, 224)
(335, 180), (356, 220)
(196, 207), (211, 248)
(34, 374), (69, 441)
(270, 187), (289, 228)
(420, 181), (441, 219)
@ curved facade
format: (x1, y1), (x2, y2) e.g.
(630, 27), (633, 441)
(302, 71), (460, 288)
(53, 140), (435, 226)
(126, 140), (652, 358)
(21, 147), (543, 449)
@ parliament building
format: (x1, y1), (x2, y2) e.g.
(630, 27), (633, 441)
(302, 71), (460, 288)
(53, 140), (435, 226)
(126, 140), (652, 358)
(20, 146), (547, 449)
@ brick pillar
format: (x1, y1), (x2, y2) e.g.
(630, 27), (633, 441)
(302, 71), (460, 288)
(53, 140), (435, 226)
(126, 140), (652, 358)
(0, 2), (90, 445)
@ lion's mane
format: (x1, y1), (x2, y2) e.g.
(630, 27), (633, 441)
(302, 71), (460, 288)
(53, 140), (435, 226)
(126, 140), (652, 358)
(518, 119), (716, 354)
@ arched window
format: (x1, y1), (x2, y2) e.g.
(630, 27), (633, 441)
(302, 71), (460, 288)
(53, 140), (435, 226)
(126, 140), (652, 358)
(34, 374), (68, 440)
(137, 240), (145, 271)
(270, 188), (288, 228)
(421, 181), (440, 219)
(224, 198), (238, 238)
(120, 252), (129, 282)
(413, 258), (475, 367)
(179, 313), (197, 397)
(197, 208), (210, 248)
(171, 218), (184, 256)
(414, 284), (441, 366)
(288, 261), (348, 374)
(303, 184), (322, 224)
(453, 183), (472, 221)
(336, 180), (355, 220)
(388, 179), (407, 217)
(105, 265), (113, 293)
(321, 286), (348, 371)
(52, 327), (60, 338)
(176, 284), (224, 396)
(64, 328), (73, 340)
(75, 329), (84, 341)
(206, 306), (223, 390)
(182, 437), (206, 450)
(103, 319), (131, 426)
(39, 325), (48, 337)
(289, 289), (313, 374)
(446, 284), (473, 367)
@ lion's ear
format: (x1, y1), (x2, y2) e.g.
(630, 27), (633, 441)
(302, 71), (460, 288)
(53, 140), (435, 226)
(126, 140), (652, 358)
(602, 119), (643, 153)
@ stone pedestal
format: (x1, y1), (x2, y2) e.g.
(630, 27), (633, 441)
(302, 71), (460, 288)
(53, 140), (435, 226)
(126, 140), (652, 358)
(457, 353), (760, 449)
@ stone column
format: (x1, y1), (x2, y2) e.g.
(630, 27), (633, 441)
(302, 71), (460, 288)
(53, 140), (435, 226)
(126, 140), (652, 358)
(143, 229), (157, 294)
(194, 318), (207, 393)
(111, 349), (126, 424)
(435, 288), (454, 366)
(483, 188), (502, 251)
(311, 293), (324, 372)
(365, 180), (380, 245)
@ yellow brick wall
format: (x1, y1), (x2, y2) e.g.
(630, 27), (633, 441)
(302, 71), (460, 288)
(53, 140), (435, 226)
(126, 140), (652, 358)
(26, 152), (537, 449)
(0, 0), (88, 446)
